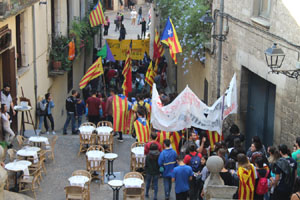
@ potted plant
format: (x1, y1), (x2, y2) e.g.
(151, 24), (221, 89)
(50, 35), (70, 71)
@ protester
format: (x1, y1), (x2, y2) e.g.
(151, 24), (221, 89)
(172, 155), (194, 200)
(99, 94), (106, 121)
(158, 139), (177, 200)
(1, 84), (15, 116)
(180, 130), (206, 156)
(225, 124), (244, 148)
(1, 104), (14, 148)
(237, 153), (256, 200)
(291, 177), (300, 200)
(106, 88), (115, 125)
(144, 132), (162, 155)
(133, 108), (149, 143)
(272, 144), (297, 200)
(43, 93), (55, 135)
(139, 18), (146, 39)
(119, 24), (126, 41)
(36, 95), (46, 132)
(130, 8), (137, 25)
(103, 16), (110, 36)
(86, 90), (101, 126)
(219, 156), (234, 186)
(229, 138), (246, 161)
(145, 143), (160, 200)
(292, 137), (300, 177)
(76, 93), (85, 128)
(63, 90), (78, 135)
(246, 136), (267, 158)
(254, 156), (270, 200)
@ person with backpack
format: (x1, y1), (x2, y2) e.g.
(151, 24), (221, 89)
(63, 90), (78, 135)
(172, 155), (194, 200)
(183, 144), (202, 200)
(145, 143), (160, 200)
(132, 93), (150, 119)
(158, 139), (177, 200)
(272, 144), (297, 200)
(254, 156), (270, 200)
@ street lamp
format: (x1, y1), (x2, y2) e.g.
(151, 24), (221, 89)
(200, 11), (214, 24)
(264, 43), (285, 71)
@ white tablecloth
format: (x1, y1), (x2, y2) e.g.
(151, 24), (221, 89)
(86, 150), (104, 167)
(29, 136), (49, 145)
(17, 149), (39, 163)
(68, 175), (89, 187)
(131, 147), (145, 163)
(22, 146), (40, 152)
(96, 127), (112, 142)
(79, 126), (95, 134)
(5, 160), (31, 176)
(123, 178), (143, 188)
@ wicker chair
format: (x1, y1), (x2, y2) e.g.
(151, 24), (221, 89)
(65, 186), (88, 200)
(72, 170), (91, 200)
(97, 121), (112, 128)
(78, 134), (97, 156)
(18, 168), (41, 199)
(86, 146), (105, 183)
(7, 149), (17, 162)
(123, 172), (145, 200)
(130, 142), (145, 172)
(44, 135), (58, 162)
(80, 122), (96, 128)
(97, 133), (114, 153)
(16, 135), (28, 147)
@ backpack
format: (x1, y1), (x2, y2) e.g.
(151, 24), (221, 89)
(189, 153), (201, 172)
(256, 169), (269, 195)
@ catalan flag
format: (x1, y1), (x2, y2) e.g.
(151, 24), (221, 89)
(113, 95), (129, 133)
(122, 41), (133, 96)
(161, 17), (182, 64)
(89, 1), (106, 27)
(156, 131), (182, 154)
(79, 57), (104, 89)
(134, 118), (150, 143)
(145, 61), (154, 86)
(206, 130), (224, 151)
(153, 29), (165, 60)
(238, 164), (256, 200)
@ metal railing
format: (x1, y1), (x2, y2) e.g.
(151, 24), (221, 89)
(0, 0), (39, 20)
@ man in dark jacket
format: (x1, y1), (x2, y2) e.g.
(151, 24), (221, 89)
(63, 90), (78, 135)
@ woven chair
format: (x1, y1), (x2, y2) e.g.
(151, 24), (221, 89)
(78, 134), (97, 156)
(65, 186), (88, 200)
(16, 135), (28, 147)
(44, 135), (58, 162)
(18, 167), (41, 199)
(72, 170), (91, 200)
(123, 172), (145, 200)
(86, 145), (105, 183)
(80, 122), (96, 128)
(7, 149), (17, 162)
(97, 133), (114, 153)
(97, 121), (112, 128)
(130, 142), (145, 172)
(27, 152), (46, 182)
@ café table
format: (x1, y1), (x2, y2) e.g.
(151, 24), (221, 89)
(96, 126), (113, 142)
(108, 180), (123, 200)
(86, 150), (105, 167)
(123, 177), (144, 188)
(79, 126), (96, 139)
(28, 136), (49, 148)
(17, 148), (39, 163)
(104, 153), (118, 180)
(68, 175), (89, 187)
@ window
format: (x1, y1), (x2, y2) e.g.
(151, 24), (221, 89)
(67, 66), (73, 93)
(259, 0), (271, 19)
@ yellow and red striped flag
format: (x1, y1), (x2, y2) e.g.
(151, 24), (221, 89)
(206, 130), (224, 151)
(153, 29), (165, 60)
(145, 61), (154, 86)
(79, 57), (103, 89)
(156, 131), (182, 155)
(134, 119), (150, 143)
(122, 41), (133, 96)
(89, 1), (106, 27)
(112, 95), (129, 133)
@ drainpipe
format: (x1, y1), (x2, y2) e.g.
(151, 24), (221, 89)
(216, 0), (224, 98)
(32, 5), (38, 127)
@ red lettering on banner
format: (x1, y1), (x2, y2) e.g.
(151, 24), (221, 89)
(223, 103), (236, 117)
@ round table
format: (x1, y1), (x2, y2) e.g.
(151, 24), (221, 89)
(22, 146), (41, 152)
(96, 126), (113, 134)
(17, 149), (39, 163)
(79, 126), (96, 139)
(123, 178), (144, 188)
(68, 175), (89, 187)
(131, 147), (145, 163)
(5, 160), (32, 192)
(29, 136), (49, 148)
(104, 153), (118, 180)
(108, 180), (123, 200)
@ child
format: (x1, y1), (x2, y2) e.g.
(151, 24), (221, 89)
(145, 143), (160, 200)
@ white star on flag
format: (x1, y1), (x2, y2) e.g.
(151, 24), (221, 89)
(168, 29), (173, 36)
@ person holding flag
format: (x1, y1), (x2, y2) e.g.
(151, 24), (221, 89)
(79, 57), (104, 90)
(133, 107), (150, 143)
(122, 41), (133, 96)
(161, 17), (182, 64)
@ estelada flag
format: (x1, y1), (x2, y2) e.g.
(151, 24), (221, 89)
(161, 17), (182, 64)
(89, 1), (106, 27)
(156, 131), (181, 155)
(237, 164), (256, 200)
(112, 95), (129, 133)
(125, 109), (135, 135)
(153, 29), (165, 60)
(79, 57), (104, 89)
(134, 118), (150, 143)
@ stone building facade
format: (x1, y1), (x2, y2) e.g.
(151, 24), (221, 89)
(206, 0), (300, 147)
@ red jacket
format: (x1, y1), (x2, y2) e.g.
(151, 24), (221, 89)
(144, 141), (162, 155)
(183, 151), (202, 165)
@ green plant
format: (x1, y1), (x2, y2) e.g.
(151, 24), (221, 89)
(50, 35), (70, 69)
(0, 141), (8, 149)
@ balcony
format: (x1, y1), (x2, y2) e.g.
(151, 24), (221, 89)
(0, 0), (39, 21)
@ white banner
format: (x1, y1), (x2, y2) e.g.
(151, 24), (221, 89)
(151, 74), (238, 134)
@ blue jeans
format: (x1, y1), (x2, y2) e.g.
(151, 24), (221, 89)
(145, 174), (158, 199)
(163, 177), (172, 199)
(77, 115), (82, 129)
(38, 115), (44, 130)
(137, 14), (142, 24)
(63, 112), (76, 133)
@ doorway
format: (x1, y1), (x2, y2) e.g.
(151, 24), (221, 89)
(245, 70), (276, 148)
(104, 0), (113, 10)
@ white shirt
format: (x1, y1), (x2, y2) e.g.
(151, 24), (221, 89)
(1, 113), (10, 128)
(1, 91), (12, 112)
(131, 10), (137, 19)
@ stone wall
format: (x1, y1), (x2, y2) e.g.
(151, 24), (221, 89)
(208, 0), (300, 147)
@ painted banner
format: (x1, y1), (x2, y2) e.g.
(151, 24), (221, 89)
(223, 73), (238, 119)
(107, 39), (150, 61)
(151, 74), (238, 134)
